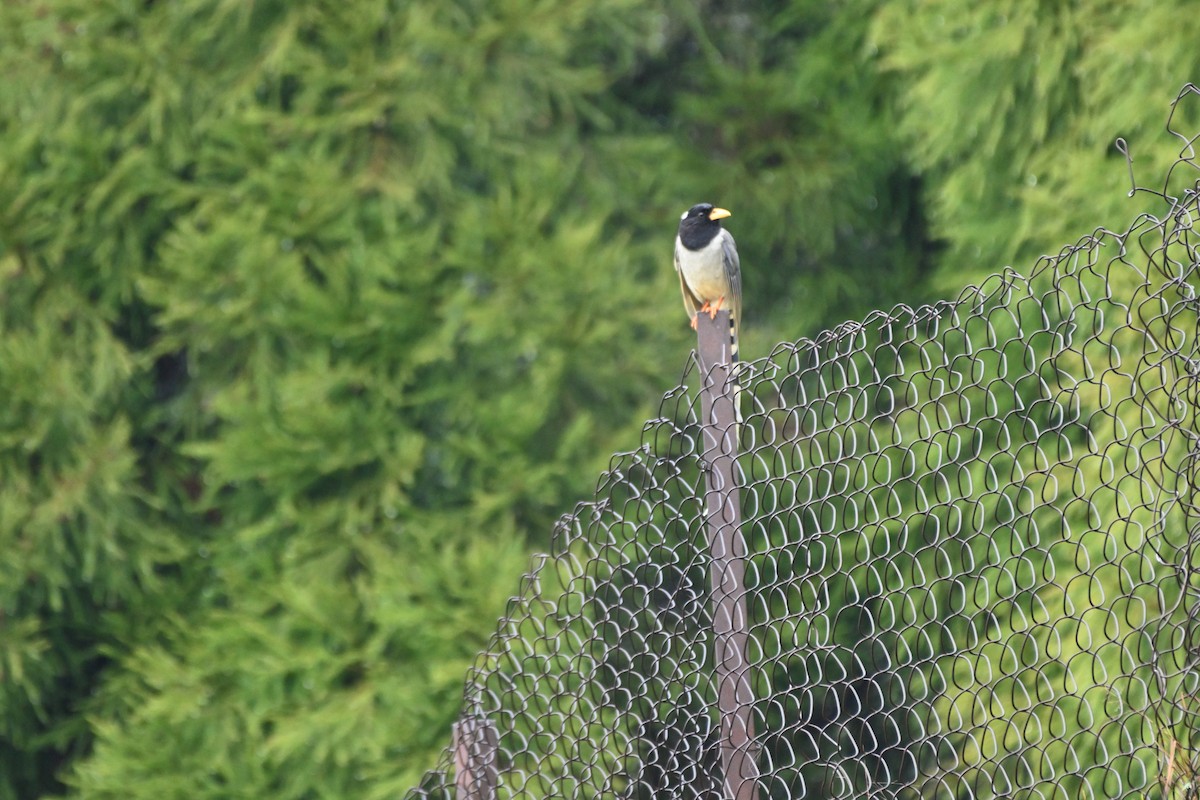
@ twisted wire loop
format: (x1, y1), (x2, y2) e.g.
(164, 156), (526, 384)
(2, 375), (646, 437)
(407, 90), (1200, 800)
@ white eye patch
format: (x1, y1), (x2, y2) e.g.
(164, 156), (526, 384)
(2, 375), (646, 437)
(681, 211), (688, 220)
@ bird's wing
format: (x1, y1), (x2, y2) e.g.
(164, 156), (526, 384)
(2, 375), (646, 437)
(674, 237), (704, 319)
(720, 229), (742, 341)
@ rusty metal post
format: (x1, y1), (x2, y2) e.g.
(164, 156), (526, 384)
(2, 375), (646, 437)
(453, 713), (498, 800)
(696, 310), (759, 800)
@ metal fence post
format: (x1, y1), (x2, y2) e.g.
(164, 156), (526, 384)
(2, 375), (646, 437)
(696, 310), (759, 800)
(453, 712), (498, 800)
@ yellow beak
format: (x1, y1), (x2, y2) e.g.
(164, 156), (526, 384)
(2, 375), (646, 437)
(708, 207), (732, 221)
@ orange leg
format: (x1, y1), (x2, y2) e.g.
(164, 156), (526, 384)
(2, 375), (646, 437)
(690, 315), (699, 330)
(708, 296), (725, 319)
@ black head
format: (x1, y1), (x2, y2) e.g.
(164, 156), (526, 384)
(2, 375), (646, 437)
(678, 203), (732, 250)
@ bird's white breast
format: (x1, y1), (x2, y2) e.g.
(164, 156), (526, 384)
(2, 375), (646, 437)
(676, 233), (729, 302)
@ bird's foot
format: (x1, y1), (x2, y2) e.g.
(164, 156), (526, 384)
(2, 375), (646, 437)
(708, 296), (725, 319)
(690, 315), (699, 330)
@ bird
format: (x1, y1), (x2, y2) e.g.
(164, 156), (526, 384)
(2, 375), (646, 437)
(674, 203), (742, 348)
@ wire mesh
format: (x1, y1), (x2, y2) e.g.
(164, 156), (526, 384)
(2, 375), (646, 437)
(407, 86), (1200, 800)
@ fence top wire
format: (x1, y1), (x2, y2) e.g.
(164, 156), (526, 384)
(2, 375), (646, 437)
(407, 85), (1200, 800)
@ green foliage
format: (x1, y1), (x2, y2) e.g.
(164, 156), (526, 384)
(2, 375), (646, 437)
(871, 0), (1200, 287)
(3, 0), (1199, 796)
(0, 0), (677, 796)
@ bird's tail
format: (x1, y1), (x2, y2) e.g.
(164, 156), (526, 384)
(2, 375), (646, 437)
(729, 314), (743, 425)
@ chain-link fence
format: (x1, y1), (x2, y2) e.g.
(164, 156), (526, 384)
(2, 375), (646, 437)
(407, 86), (1200, 800)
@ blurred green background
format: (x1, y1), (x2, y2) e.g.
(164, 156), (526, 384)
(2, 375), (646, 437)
(1, 0), (1198, 797)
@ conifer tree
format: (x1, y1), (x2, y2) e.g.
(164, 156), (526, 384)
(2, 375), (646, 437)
(3, 0), (1195, 797)
(872, 0), (1200, 284)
